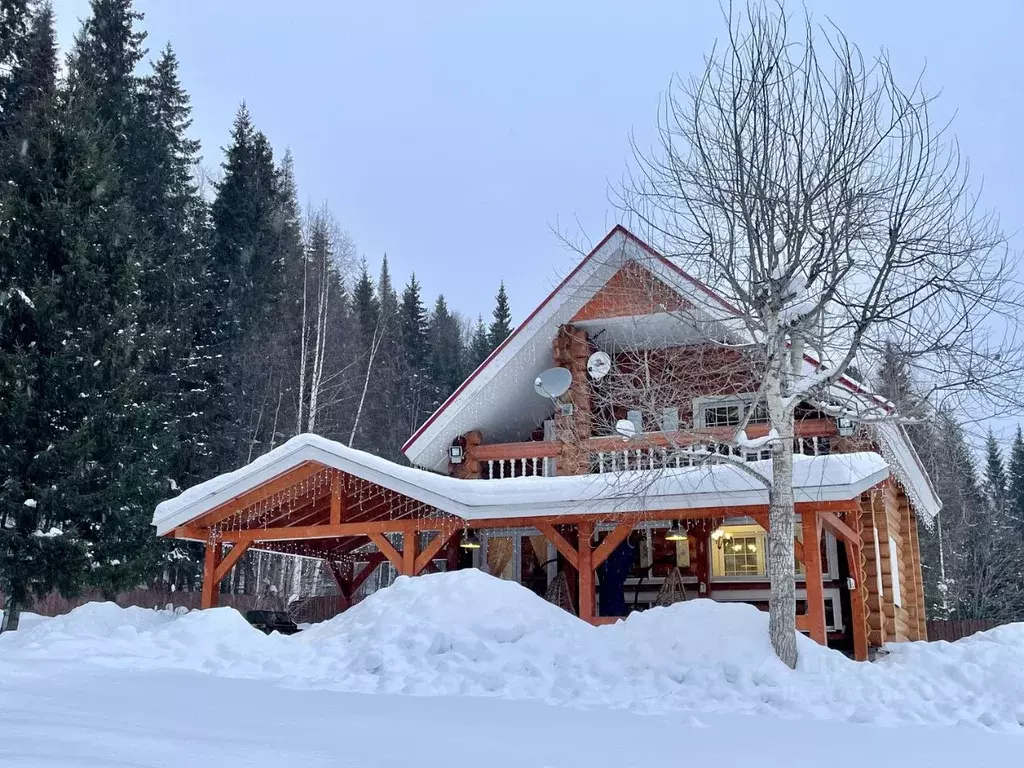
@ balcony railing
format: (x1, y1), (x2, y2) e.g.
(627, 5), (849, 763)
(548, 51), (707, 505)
(466, 419), (840, 480)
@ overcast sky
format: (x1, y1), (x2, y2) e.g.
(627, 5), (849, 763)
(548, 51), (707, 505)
(53, 1), (1023, 325)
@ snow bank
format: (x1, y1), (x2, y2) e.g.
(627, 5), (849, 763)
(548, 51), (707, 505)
(2, 570), (1021, 732)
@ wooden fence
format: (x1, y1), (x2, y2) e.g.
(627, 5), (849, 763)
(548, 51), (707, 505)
(0, 588), (283, 619)
(925, 619), (1000, 642)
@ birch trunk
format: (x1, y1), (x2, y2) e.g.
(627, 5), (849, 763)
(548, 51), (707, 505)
(766, 322), (798, 669)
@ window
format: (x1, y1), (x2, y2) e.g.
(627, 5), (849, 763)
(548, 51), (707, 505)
(748, 401), (769, 424)
(722, 535), (762, 575)
(694, 395), (768, 429)
(704, 404), (743, 427)
(675, 538), (690, 568)
(660, 407), (679, 432)
(889, 536), (902, 607)
(711, 524), (767, 578)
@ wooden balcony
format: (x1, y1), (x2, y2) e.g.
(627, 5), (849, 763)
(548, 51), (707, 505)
(462, 418), (843, 480)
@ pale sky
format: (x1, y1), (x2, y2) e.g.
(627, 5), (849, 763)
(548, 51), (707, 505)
(53, 1), (1024, 433)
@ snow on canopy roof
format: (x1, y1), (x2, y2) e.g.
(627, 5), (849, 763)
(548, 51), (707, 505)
(399, 224), (940, 522)
(153, 434), (890, 536)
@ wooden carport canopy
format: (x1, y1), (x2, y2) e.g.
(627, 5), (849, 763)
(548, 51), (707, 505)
(155, 436), (882, 661)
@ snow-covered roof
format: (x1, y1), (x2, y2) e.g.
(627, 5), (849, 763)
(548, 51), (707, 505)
(400, 225), (941, 522)
(153, 434), (890, 537)
(401, 227), (738, 472)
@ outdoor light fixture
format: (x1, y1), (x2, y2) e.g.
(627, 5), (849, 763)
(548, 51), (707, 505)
(710, 527), (733, 550)
(665, 520), (687, 542)
(448, 444), (465, 464)
(837, 416), (855, 437)
(460, 528), (482, 550)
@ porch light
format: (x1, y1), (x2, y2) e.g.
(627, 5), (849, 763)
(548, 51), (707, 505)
(710, 527), (733, 550)
(665, 521), (687, 542)
(448, 444), (465, 464)
(460, 528), (482, 549)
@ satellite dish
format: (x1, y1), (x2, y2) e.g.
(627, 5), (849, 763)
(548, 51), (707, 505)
(614, 419), (637, 439)
(534, 367), (572, 399)
(587, 351), (612, 380)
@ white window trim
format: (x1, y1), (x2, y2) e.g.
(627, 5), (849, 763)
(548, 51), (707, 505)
(708, 520), (840, 582)
(692, 393), (766, 429)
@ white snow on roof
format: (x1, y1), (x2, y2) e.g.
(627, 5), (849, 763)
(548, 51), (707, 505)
(153, 433), (889, 536)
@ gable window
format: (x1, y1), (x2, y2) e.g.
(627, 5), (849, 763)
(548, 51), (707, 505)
(694, 395), (768, 429)
(704, 404), (743, 428)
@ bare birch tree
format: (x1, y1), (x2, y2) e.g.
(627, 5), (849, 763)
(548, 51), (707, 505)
(618, 2), (1024, 666)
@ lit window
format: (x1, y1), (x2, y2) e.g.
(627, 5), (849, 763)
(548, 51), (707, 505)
(711, 525), (767, 577)
(722, 535), (761, 575)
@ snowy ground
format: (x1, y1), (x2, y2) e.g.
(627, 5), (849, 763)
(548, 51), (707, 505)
(2, 570), (1021, 766)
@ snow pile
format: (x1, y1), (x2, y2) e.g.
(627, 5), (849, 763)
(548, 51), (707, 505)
(2, 570), (1022, 732)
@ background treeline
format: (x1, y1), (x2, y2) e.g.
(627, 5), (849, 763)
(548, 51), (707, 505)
(0, 0), (513, 624)
(875, 349), (1024, 624)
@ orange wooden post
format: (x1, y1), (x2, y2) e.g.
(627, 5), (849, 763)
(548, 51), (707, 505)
(577, 521), (595, 621)
(402, 529), (417, 576)
(802, 513), (827, 645)
(200, 540), (223, 609)
(844, 538), (869, 661)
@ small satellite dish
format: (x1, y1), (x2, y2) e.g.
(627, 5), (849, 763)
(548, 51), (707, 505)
(614, 419), (637, 439)
(534, 367), (572, 399)
(587, 351), (612, 380)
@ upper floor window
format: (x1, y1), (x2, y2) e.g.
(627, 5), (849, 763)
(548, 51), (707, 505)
(695, 395), (769, 429)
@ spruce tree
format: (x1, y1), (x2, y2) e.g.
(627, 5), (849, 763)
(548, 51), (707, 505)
(0, 1), (88, 631)
(488, 281), (512, 350)
(67, 0), (147, 185)
(2, 4), (164, 627)
(1008, 426), (1024, 533)
(400, 275), (431, 432)
(428, 295), (465, 404)
(983, 431), (1008, 517)
(468, 315), (491, 372)
(208, 103), (294, 466)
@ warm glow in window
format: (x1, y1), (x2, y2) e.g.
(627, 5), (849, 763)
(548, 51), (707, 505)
(711, 524), (767, 577)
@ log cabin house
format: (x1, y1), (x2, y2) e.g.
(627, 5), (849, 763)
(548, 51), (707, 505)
(154, 226), (938, 660)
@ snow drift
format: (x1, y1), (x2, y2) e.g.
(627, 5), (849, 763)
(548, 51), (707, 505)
(2, 570), (1021, 731)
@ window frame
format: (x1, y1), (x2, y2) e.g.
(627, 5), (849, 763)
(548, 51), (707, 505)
(693, 394), (769, 430)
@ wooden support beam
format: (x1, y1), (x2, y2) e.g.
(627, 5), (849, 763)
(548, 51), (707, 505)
(818, 510), (859, 545)
(192, 461), (325, 529)
(414, 531), (456, 575)
(536, 522), (579, 570)
(350, 553), (386, 595)
(329, 472), (342, 526)
(577, 521), (595, 622)
(402, 529), (417, 576)
(844, 538), (869, 661)
(592, 521), (634, 569)
(801, 513), (827, 645)
(749, 513), (806, 565)
(368, 533), (404, 571)
(201, 541), (223, 609)
(213, 540), (252, 586)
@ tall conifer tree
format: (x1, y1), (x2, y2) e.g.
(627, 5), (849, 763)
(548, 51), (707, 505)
(488, 281), (512, 350)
